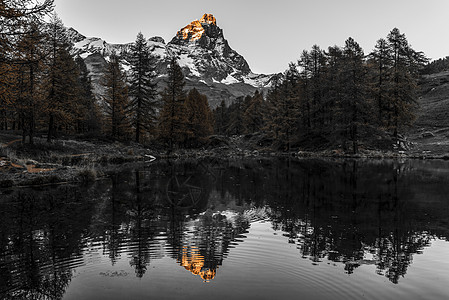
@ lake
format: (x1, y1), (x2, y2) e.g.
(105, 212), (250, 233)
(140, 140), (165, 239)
(1, 158), (449, 300)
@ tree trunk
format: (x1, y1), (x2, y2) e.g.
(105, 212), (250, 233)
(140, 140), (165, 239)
(135, 100), (141, 143)
(48, 114), (54, 142)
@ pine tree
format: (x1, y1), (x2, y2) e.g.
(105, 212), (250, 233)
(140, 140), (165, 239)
(263, 74), (282, 141)
(338, 37), (370, 154)
(386, 28), (428, 138)
(280, 63), (301, 151)
(213, 100), (228, 135)
(75, 55), (100, 133)
(243, 90), (265, 134)
(369, 38), (391, 126)
(265, 64), (301, 151)
(128, 32), (158, 143)
(298, 50), (312, 131)
(323, 45), (344, 132)
(184, 88), (214, 147)
(309, 45), (326, 128)
(226, 96), (246, 136)
(158, 57), (187, 152)
(102, 52), (131, 140)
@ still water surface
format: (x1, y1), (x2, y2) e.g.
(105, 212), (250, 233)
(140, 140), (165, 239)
(1, 158), (449, 300)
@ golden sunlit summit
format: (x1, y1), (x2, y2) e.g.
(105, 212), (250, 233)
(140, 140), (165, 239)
(177, 13), (217, 42)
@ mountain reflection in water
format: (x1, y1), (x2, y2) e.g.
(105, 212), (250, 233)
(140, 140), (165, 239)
(1, 158), (449, 299)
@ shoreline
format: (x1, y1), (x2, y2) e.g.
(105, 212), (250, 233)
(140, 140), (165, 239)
(1, 131), (448, 189)
(2, 147), (448, 190)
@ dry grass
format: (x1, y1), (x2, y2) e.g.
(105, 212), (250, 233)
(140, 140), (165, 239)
(76, 166), (99, 183)
(0, 133), (153, 187)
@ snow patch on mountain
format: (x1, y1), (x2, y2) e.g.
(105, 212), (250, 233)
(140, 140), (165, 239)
(148, 40), (167, 58)
(221, 74), (240, 85)
(73, 36), (132, 58)
(178, 54), (201, 77)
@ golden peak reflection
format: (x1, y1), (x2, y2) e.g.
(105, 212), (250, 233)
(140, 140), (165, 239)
(178, 246), (217, 282)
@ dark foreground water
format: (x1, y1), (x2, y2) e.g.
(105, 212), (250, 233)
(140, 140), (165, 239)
(1, 158), (449, 300)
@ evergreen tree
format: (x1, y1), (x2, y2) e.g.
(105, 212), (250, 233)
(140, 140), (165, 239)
(323, 45), (344, 132)
(369, 38), (391, 126)
(243, 90), (265, 134)
(298, 46), (327, 131)
(263, 74), (282, 141)
(75, 55), (100, 133)
(128, 32), (158, 143)
(280, 63), (301, 151)
(226, 96), (246, 136)
(158, 57), (187, 152)
(184, 88), (214, 147)
(213, 100), (228, 135)
(102, 52), (131, 140)
(338, 37), (370, 154)
(265, 64), (301, 151)
(386, 28), (428, 138)
(298, 50), (312, 130)
(309, 45), (327, 128)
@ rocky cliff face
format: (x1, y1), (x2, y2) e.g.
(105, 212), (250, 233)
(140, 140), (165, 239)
(169, 13), (251, 80)
(71, 13), (276, 107)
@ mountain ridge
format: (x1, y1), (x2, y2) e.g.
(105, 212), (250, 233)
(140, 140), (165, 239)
(70, 13), (277, 107)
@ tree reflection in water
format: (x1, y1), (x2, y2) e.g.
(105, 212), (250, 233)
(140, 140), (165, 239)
(265, 159), (448, 283)
(0, 186), (100, 299)
(1, 158), (449, 298)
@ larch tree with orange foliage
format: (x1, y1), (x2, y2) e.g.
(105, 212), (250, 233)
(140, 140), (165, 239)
(0, 0), (53, 133)
(42, 14), (80, 142)
(14, 22), (46, 144)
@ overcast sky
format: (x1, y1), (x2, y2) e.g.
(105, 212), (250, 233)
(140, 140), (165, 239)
(54, 0), (448, 74)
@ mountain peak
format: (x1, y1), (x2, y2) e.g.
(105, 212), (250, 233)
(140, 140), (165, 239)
(168, 12), (254, 85)
(175, 13), (218, 42)
(199, 13), (216, 26)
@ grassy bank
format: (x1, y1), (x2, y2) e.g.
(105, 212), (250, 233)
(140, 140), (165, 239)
(1, 128), (449, 189)
(0, 132), (157, 188)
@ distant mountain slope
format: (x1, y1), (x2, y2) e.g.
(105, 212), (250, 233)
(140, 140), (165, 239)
(417, 70), (449, 128)
(405, 70), (449, 156)
(70, 14), (277, 107)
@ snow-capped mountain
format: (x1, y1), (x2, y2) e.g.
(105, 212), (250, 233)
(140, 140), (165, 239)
(70, 14), (276, 107)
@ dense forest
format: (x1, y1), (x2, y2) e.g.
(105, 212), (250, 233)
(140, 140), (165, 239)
(214, 34), (428, 153)
(1, 0), (430, 154)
